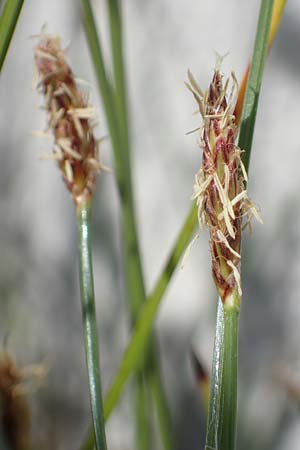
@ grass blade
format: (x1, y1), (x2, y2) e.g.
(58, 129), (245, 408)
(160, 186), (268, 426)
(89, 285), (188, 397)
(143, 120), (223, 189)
(234, 0), (286, 124)
(78, 204), (108, 450)
(103, 202), (197, 420)
(239, 0), (275, 171)
(0, 0), (24, 72)
(106, 0), (129, 154)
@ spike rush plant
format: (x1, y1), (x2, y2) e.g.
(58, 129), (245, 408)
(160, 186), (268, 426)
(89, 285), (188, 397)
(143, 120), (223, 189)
(34, 33), (108, 450)
(186, 68), (260, 308)
(186, 67), (262, 450)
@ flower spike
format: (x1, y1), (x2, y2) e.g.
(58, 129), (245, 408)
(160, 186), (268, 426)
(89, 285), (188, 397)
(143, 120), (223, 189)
(187, 68), (260, 305)
(34, 33), (106, 208)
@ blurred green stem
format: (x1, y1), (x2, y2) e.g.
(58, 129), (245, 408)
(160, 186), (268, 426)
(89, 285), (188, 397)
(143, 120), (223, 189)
(77, 204), (107, 450)
(81, 2), (172, 450)
(103, 202), (198, 420)
(239, 0), (275, 171)
(106, 0), (129, 152)
(0, 0), (24, 72)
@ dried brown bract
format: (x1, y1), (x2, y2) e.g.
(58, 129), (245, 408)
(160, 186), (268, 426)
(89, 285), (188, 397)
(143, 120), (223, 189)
(186, 67), (261, 306)
(0, 352), (31, 450)
(34, 33), (105, 208)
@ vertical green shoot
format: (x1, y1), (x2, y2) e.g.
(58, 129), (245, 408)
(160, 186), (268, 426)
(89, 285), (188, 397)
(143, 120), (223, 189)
(239, 0), (275, 170)
(0, 0), (24, 71)
(78, 205), (108, 450)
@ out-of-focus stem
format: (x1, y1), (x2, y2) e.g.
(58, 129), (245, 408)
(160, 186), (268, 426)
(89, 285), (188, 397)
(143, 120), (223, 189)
(106, 0), (129, 153)
(234, 0), (287, 125)
(81, 3), (173, 450)
(239, 0), (274, 172)
(0, 0), (24, 72)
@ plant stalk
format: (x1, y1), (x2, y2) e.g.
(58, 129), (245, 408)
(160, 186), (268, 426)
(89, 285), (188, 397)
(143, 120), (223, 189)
(0, 0), (24, 72)
(219, 304), (239, 450)
(239, 0), (275, 171)
(77, 204), (107, 450)
(205, 298), (224, 450)
(81, 2), (173, 450)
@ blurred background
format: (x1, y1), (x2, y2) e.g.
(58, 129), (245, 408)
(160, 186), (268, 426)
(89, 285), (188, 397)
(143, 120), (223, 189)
(0, 0), (300, 449)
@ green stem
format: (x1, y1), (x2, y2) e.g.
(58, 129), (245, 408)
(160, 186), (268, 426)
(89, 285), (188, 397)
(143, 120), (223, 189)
(81, 3), (173, 450)
(205, 298), (224, 450)
(77, 204), (107, 450)
(136, 372), (152, 450)
(239, 0), (275, 171)
(106, 0), (129, 153)
(205, 298), (239, 450)
(219, 304), (239, 450)
(149, 354), (173, 450)
(79, 203), (197, 450)
(0, 0), (24, 72)
(103, 202), (197, 421)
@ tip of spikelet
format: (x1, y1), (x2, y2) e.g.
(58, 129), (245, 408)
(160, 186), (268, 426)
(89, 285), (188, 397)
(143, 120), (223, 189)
(34, 32), (104, 209)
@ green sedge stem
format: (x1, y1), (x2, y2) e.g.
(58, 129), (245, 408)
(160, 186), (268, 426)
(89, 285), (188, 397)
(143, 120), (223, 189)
(205, 298), (224, 450)
(79, 202), (197, 450)
(205, 298), (239, 450)
(149, 355), (173, 450)
(81, 2), (173, 450)
(219, 305), (239, 450)
(0, 0), (24, 72)
(136, 372), (152, 450)
(106, 0), (129, 154)
(239, 0), (275, 172)
(77, 204), (107, 450)
(103, 202), (197, 421)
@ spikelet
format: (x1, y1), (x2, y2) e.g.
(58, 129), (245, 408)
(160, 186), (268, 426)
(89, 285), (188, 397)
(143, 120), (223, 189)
(0, 352), (31, 450)
(186, 68), (261, 305)
(34, 32), (105, 208)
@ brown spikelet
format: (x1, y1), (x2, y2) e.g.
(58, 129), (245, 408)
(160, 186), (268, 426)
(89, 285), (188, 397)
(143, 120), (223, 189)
(0, 352), (31, 450)
(34, 33), (105, 208)
(186, 66), (262, 306)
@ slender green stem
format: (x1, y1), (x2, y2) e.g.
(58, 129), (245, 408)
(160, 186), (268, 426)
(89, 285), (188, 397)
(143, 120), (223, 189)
(219, 305), (239, 450)
(205, 298), (224, 450)
(149, 355), (173, 450)
(103, 202), (197, 421)
(205, 297), (239, 450)
(106, 0), (129, 154)
(79, 202), (197, 450)
(239, 0), (275, 171)
(136, 372), (152, 450)
(77, 204), (107, 450)
(81, 3), (173, 450)
(0, 0), (24, 72)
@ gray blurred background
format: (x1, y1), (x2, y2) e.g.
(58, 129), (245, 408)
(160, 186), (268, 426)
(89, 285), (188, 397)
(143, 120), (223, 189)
(0, 0), (300, 449)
